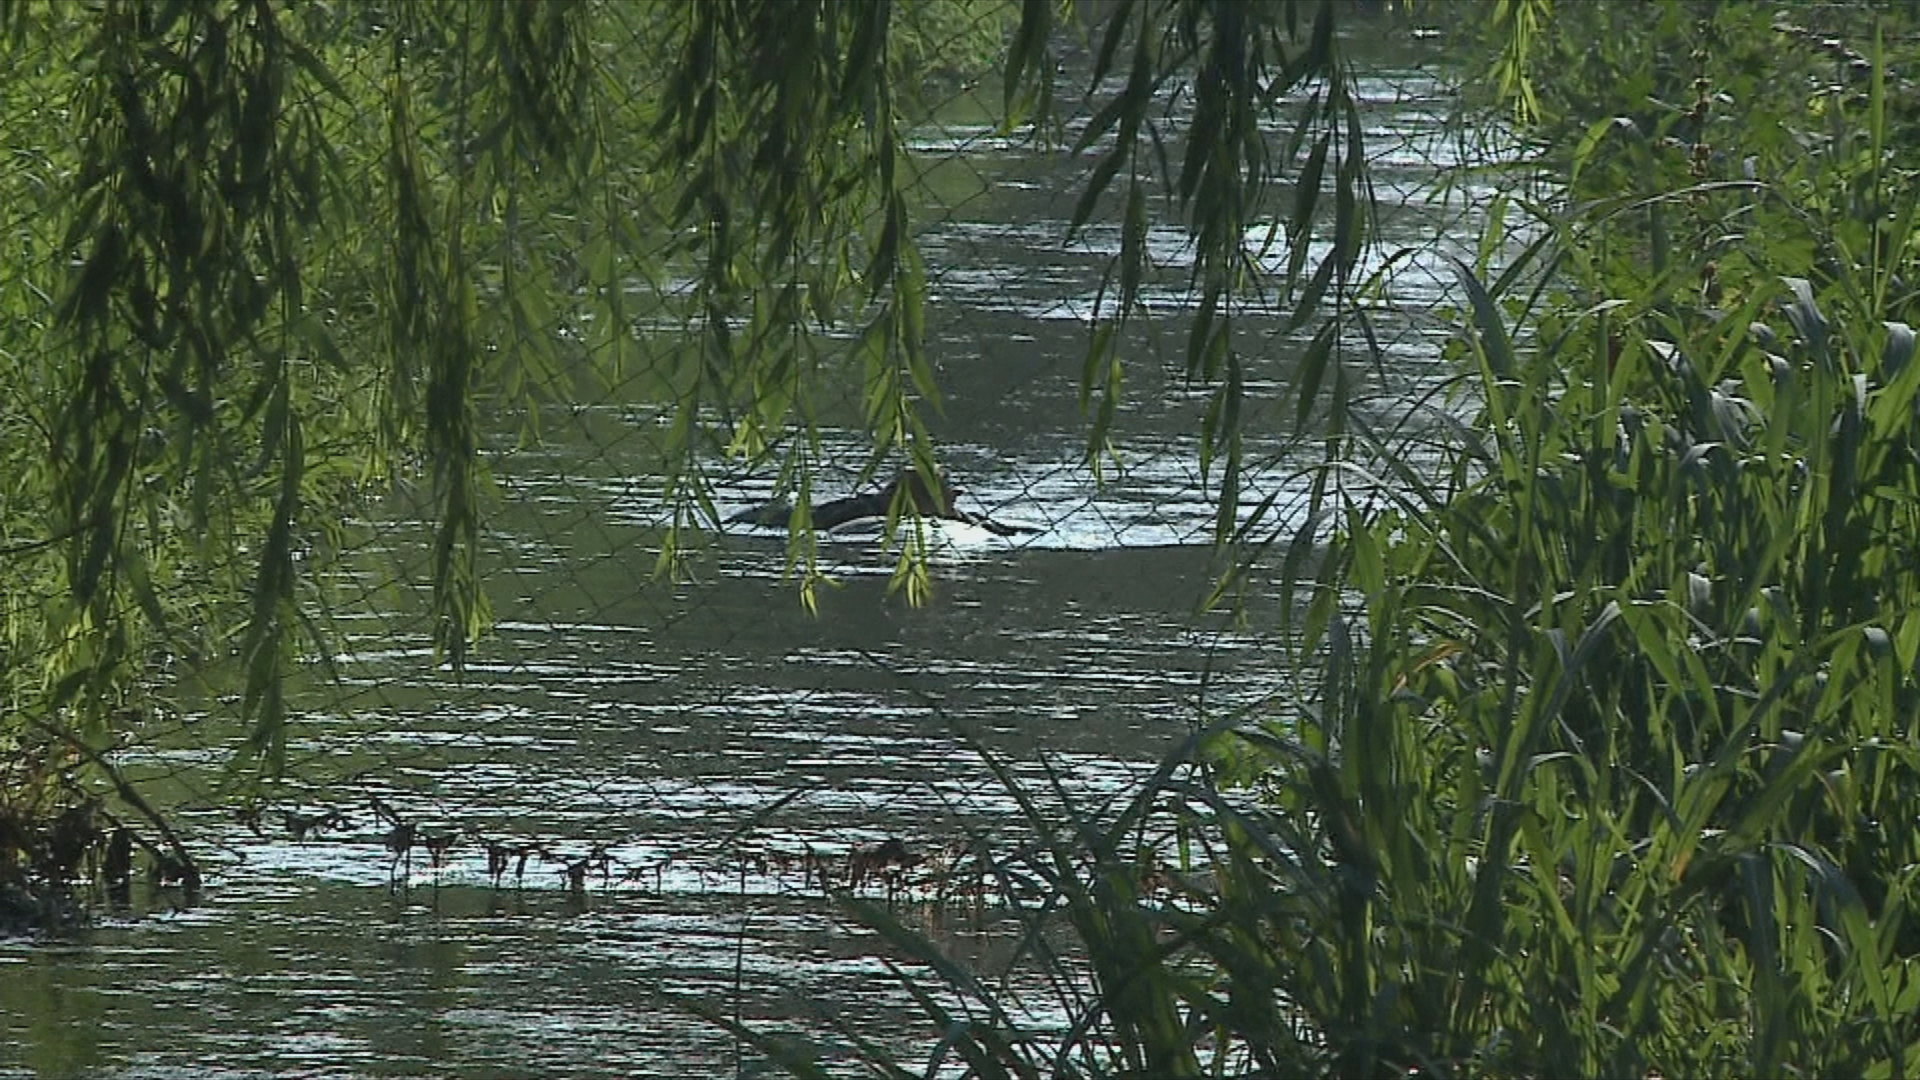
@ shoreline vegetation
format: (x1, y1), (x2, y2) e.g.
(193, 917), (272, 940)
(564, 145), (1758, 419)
(4, 1), (1920, 1075)
(820, 3), (1920, 1076)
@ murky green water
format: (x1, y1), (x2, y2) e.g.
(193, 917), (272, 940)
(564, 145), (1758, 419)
(1, 39), (1486, 1079)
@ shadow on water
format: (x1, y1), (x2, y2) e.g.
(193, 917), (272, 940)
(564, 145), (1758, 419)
(0, 38), (1494, 1078)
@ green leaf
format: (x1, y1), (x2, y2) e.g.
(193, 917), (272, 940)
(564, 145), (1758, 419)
(1294, 318), (1339, 428)
(1453, 257), (1518, 384)
(1002, 0), (1053, 128)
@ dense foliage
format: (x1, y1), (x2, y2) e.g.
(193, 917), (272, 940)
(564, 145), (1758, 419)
(877, 2), (1920, 1077)
(1281, 5), (1920, 1072)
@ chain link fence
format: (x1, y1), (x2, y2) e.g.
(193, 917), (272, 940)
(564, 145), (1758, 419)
(0, 4), (1483, 1070)
(0, 2), (1484, 908)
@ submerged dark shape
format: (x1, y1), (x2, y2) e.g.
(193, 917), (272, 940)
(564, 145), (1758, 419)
(727, 469), (1032, 536)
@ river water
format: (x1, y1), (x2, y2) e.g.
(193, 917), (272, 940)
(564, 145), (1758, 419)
(1, 35), (1485, 1080)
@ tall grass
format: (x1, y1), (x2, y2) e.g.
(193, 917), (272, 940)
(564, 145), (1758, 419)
(798, 256), (1920, 1078)
(751, 7), (1920, 1079)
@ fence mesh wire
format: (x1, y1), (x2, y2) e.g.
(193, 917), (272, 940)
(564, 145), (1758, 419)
(2, 4), (1474, 912)
(0, 9), (1513, 1076)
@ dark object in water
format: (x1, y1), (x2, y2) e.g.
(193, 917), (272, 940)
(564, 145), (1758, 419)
(728, 469), (1032, 536)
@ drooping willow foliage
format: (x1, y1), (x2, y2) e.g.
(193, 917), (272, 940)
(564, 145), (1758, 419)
(645, 0), (1371, 601)
(5, 1), (610, 799)
(0, 0), (1370, 880)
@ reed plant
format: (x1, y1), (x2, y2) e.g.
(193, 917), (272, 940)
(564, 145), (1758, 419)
(779, 7), (1920, 1078)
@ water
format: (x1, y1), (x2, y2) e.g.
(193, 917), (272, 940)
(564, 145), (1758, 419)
(0, 38), (1490, 1080)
